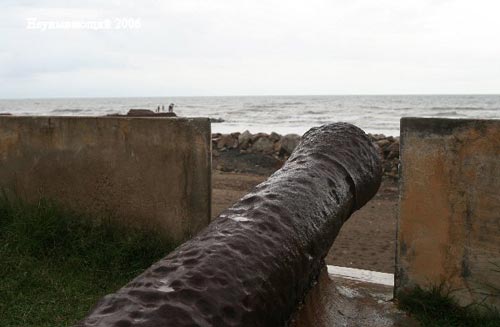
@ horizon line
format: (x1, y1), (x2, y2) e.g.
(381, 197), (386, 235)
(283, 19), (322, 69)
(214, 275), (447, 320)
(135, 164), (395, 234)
(1, 93), (499, 100)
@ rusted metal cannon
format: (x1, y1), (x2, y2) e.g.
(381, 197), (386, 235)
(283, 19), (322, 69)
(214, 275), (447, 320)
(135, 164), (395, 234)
(79, 123), (382, 327)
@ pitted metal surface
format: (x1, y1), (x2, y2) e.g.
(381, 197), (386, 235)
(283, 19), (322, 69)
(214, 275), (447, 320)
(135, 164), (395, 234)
(78, 123), (382, 327)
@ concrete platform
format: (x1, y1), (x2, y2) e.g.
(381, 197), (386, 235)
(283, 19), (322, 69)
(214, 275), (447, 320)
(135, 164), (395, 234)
(290, 266), (419, 327)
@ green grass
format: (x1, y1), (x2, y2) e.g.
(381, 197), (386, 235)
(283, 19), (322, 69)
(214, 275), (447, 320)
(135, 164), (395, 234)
(0, 195), (177, 327)
(398, 285), (500, 327)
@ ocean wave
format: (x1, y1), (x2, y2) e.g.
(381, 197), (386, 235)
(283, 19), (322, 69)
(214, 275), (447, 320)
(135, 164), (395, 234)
(431, 106), (485, 111)
(181, 105), (201, 109)
(281, 102), (305, 106)
(302, 110), (324, 114)
(434, 111), (465, 117)
(50, 108), (87, 113)
(359, 105), (384, 109)
(245, 104), (276, 110)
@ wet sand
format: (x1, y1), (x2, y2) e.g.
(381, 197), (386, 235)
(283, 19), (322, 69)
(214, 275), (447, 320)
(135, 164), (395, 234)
(212, 170), (398, 273)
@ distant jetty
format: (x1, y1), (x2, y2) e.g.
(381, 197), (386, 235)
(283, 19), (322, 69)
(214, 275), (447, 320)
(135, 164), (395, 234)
(107, 109), (177, 117)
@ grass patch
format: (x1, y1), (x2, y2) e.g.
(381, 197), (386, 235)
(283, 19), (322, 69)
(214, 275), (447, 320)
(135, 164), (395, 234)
(398, 285), (500, 327)
(0, 195), (178, 327)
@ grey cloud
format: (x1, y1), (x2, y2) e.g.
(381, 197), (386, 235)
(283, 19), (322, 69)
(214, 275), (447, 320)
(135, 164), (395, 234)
(0, 0), (499, 97)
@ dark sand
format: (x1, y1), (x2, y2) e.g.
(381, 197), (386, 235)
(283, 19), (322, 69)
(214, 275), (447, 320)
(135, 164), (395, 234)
(212, 170), (398, 273)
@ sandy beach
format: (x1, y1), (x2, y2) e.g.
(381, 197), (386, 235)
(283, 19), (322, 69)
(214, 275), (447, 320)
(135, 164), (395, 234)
(212, 170), (398, 274)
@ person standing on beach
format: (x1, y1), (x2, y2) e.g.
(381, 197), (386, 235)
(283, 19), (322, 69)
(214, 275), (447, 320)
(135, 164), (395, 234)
(168, 103), (175, 113)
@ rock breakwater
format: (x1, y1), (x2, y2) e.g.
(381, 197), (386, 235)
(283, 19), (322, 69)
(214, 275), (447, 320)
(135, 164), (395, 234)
(212, 131), (400, 179)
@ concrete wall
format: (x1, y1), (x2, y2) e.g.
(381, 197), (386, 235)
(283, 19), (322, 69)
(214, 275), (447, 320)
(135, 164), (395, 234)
(396, 117), (500, 309)
(0, 116), (211, 242)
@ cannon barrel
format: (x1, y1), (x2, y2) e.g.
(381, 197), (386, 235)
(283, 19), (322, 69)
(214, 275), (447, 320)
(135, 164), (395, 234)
(79, 123), (382, 327)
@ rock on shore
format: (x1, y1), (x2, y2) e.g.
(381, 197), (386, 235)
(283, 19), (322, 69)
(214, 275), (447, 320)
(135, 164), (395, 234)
(212, 131), (399, 179)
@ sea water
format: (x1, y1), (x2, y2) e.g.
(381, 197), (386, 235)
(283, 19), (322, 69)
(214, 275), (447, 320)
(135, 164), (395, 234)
(0, 94), (498, 136)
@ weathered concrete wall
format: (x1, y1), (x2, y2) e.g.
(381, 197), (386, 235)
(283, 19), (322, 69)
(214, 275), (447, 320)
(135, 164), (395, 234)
(396, 117), (500, 309)
(0, 116), (211, 242)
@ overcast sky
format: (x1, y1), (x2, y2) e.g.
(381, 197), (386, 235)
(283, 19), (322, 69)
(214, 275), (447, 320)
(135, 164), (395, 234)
(1, 0), (499, 98)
